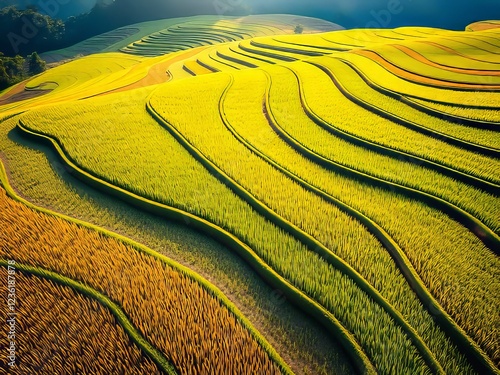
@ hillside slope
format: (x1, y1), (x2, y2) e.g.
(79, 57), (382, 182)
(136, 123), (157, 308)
(1, 16), (499, 375)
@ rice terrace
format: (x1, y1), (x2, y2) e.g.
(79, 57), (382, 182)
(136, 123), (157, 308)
(0, 1), (499, 374)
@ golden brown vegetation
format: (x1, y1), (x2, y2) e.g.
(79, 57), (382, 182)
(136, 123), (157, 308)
(0, 267), (161, 375)
(0, 187), (283, 374)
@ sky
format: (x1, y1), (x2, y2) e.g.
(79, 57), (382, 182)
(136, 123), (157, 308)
(1, 0), (499, 30)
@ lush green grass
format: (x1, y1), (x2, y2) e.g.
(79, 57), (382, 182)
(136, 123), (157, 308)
(265, 63), (499, 366)
(223, 66), (482, 373)
(280, 61), (500, 234)
(225, 66), (499, 373)
(14, 66), (488, 374)
(1, 115), (352, 374)
(149, 73), (442, 375)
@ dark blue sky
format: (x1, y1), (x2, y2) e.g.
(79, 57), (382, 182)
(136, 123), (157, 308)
(2, 0), (499, 30)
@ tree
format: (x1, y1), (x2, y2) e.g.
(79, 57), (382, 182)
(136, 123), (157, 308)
(0, 61), (10, 89)
(294, 24), (304, 34)
(0, 6), (65, 57)
(28, 51), (45, 75)
(0, 0), (251, 58)
(0, 53), (26, 90)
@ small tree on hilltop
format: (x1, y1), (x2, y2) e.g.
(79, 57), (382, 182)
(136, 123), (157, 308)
(294, 24), (304, 34)
(28, 52), (46, 75)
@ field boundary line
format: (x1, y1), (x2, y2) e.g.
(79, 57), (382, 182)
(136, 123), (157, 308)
(272, 38), (346, 52)
(392, 44), (500, 75)
(296, 62), (500, 191)
(314, 58), (500, 157)
(256, 69), (499, 375)
(229, 46), (278, 64)
(12, 119), (388, 375)
(0, 145), (294, 375)
(249, 40), (325, 57)
(338, 56), (500, 129)
(148, 77), (445, 375)
(238, 42), (297, 62)
(0, 260), (178, 375)
(282, 65), (500, 253)
(146, 94), (379, 374)
(216, 50), (258, 68)
(354, 49), (500, 90)
(401, 96), (500, 129)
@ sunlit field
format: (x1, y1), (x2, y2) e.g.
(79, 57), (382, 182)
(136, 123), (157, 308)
(1, 13), (499, 375)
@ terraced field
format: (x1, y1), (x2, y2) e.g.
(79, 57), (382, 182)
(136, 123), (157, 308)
(0, 14), (499, 375)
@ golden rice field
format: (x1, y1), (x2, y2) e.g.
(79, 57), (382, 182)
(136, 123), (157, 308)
(0, 267), (161, 375)
(0, 175), (286, 374)
(0, 14), (499, 375)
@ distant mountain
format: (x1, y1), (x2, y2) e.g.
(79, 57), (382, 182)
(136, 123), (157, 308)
(0, 0), (245, 57)
(0, 0), (96, 19)
(1, 0), (497, 58)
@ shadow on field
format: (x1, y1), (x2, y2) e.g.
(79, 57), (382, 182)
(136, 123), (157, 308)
(5, 125), (355, 375)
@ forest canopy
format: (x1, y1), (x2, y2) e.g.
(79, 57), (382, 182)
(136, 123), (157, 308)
(0, 1), (246, 57)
